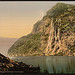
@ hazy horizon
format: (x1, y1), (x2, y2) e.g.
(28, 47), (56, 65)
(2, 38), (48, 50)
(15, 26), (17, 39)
(0, 1), (75, 38)
(0, 37), (17, 56)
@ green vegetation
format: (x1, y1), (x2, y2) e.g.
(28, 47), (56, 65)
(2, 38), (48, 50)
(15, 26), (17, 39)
(43, 34), (49, 41)
(44, 37), (48, 41)
(53, 5), (75, 33)
(8, 33), (42, 56)
(46, 3), (73, 18)
(32, 20), (42, 34)
(54, 52), (64, 56)
(69, 45), (75, 53)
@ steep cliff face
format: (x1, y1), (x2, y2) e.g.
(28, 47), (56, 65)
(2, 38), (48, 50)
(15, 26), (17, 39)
(8, 3), (75, 56)
(42, 18), (75, 56)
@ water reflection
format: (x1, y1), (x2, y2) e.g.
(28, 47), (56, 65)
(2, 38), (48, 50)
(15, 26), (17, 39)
(45, 56), (75, 73)
(11, 56), (75, 74)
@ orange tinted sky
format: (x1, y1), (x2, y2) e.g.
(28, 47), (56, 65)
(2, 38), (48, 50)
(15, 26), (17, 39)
(0, 1), (75, 38)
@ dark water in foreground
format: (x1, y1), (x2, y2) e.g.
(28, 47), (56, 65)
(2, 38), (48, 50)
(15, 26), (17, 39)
(10, 56), (75, 74)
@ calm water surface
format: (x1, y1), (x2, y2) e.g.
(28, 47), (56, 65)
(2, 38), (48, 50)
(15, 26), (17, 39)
(10, 56), (75, 74)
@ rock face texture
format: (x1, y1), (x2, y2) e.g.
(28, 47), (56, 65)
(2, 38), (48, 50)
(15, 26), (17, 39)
(0, 53), (40, 72)
(8, 3), (75, 56)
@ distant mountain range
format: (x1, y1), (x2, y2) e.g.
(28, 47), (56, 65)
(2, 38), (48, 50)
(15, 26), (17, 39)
(8, 3), (75, 56)
(0, 37), (17, 56)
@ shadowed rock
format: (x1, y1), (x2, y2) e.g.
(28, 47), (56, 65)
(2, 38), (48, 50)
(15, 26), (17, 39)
(0, 53), (40, 73)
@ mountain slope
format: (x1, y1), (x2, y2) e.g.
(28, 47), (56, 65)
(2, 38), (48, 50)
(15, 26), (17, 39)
(8, 3), (75, 56)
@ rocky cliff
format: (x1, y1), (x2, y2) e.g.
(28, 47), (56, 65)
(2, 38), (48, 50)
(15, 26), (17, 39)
(8, 3), (75, 56)
(0, 53), (40, 72)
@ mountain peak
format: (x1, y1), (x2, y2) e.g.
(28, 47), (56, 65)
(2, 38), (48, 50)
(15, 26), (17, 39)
(46, 3), (73, 18)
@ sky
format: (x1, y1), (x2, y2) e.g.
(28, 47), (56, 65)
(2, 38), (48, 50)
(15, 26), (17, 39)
(0, 1), (75, 38)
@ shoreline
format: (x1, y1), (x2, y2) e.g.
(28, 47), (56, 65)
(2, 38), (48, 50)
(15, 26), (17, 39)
(0, 53), (40, 73)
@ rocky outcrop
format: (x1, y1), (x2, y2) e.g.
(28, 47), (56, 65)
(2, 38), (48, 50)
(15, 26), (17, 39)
(43, 19), (75, 56)
(0, 53), (40, 72)
(8, 3), (75, 56)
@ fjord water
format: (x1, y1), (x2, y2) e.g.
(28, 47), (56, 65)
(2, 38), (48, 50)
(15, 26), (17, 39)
(10, 56), (75, 74)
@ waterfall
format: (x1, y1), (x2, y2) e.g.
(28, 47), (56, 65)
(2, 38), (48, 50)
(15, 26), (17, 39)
(45, 18), (54, 55)
(58, 28), (61, 46)
(45, 18), (61, 55)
